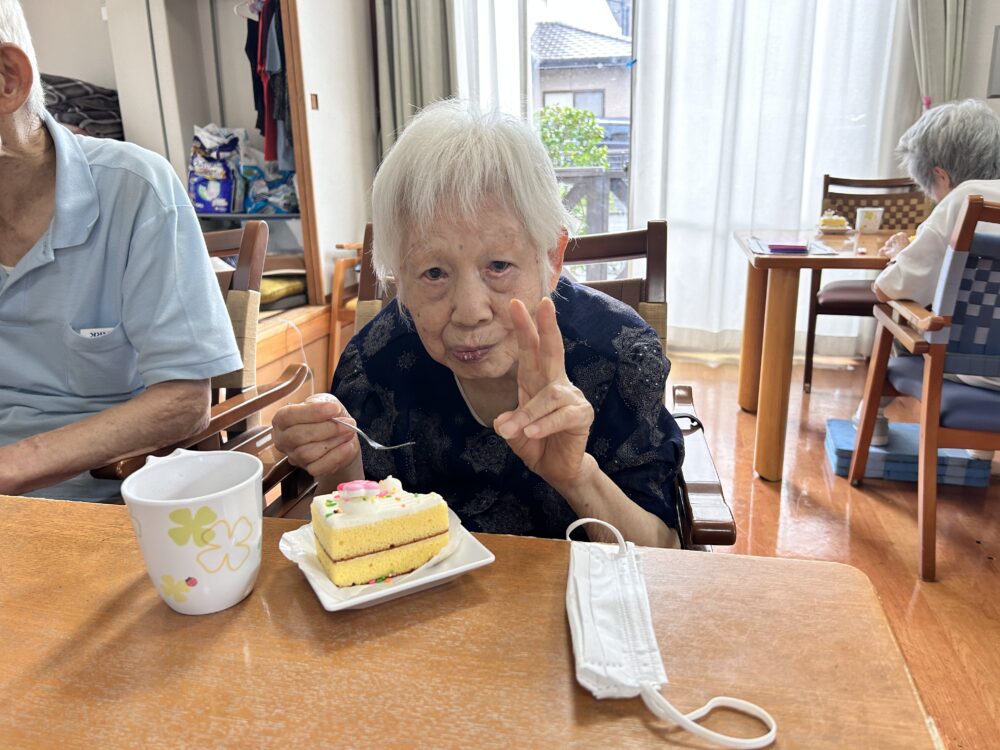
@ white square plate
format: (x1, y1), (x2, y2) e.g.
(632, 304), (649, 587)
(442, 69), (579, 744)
(278, 509), (495, 611)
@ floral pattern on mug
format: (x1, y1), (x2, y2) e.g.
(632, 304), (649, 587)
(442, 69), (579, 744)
(160, 574), (194, 603)
(168, 506), (218, 547)
(195, 517), (255, 573)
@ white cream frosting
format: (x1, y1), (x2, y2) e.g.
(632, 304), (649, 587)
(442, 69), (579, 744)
(311, 476), (445, 529)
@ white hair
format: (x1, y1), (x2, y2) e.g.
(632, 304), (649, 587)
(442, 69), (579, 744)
(897, 99), (1000, 197)
(370, 98), (572, 284)
(0, 0), (44, 119)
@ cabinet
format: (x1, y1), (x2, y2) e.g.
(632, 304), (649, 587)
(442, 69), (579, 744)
(99, 0), (379, 306)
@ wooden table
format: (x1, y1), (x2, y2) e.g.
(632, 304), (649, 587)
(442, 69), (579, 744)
(735, 230), (891, 481)
(0, 496), (935, 749)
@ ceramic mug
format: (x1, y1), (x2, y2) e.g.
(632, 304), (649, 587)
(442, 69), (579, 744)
(855, 206), (884, 233)
(122, 449), (264, 615)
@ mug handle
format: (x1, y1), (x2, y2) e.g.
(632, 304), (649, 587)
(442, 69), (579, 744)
(145, 448), (200, 466)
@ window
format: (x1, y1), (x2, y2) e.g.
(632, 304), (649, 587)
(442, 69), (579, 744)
(542, 90), (606, 118)
(543, 91), (574, 108)
(530, 0), (633, 280)
(572, 90), (604, 117)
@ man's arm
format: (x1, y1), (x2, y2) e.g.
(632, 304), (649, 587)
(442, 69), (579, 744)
(0, 379), (210, 496)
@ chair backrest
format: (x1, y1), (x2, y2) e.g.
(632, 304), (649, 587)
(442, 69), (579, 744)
(203, 221), (268, 392)
(928, 196), (1000, 376)
(564, 220), (668, 346)
(821, 175), (932, 231)
(354, 221), (669, 348)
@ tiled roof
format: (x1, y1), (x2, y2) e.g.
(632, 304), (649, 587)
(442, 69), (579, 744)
(531, 22), (631, 64)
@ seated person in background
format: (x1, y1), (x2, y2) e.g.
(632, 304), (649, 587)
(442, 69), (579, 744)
(273, 99), (684, 547)
(0, 0), (241, 500)
(864, 99), (1000, 454)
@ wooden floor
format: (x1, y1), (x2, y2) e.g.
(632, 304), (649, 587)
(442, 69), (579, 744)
(671, 356), (999, 750)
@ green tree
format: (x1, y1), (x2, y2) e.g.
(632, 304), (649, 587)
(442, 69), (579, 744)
(536, 106), (608, 169)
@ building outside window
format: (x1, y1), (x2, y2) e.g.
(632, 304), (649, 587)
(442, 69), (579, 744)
(543, 89), (606, 118)
(530, 0), (633, 279)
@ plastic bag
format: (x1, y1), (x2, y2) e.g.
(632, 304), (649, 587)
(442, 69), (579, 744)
(188, 124), (247, 214)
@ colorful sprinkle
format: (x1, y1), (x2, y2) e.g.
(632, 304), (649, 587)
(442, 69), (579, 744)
(185, 577), (198, 587)
(325, 511), (333, 518)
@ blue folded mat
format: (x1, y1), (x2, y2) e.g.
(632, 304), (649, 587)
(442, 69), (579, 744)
(825, 419), (991, 487)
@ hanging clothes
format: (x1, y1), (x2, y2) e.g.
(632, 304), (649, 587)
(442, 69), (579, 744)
(269, 0), (295, 170)
(244, 16), (265, 135)
(256, 0), (278, 161)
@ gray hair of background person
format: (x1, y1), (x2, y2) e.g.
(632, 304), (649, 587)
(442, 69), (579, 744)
(897, 99), (1000, 198)
(370, 98), (573, 285)
(0, 0), (45, 119)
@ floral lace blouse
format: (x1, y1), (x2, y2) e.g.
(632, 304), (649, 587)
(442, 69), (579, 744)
(331, 276), (684, 537)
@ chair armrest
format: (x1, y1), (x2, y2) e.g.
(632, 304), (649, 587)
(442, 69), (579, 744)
(222, 426), (316, 517)
(91, 363), (310, 481)
(670, 385), (737, 547)
(872, 304), (929, 354)
(887, 299), (950, 332)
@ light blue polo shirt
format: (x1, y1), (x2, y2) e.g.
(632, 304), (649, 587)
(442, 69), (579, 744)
(0, 113), (242, 501)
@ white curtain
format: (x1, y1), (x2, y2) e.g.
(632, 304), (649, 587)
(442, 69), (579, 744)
(630, 0), (920, 356)
(452, 0), (528, 117)
(907, 0), (970, 109)
(374, 0), (457, 157)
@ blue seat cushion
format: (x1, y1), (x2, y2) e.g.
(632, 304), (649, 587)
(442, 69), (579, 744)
(887, 356), (1000, 432)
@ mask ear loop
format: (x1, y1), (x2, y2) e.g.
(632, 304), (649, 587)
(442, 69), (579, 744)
(640, 686), (777, 749)
(566, 518), (777, 749)
(565, 517), (628, 555)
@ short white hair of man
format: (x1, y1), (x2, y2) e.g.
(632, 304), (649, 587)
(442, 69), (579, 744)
(897, 99), (1000, 197)
(370, 98), (572, 285)
(0, 0), (45, 119)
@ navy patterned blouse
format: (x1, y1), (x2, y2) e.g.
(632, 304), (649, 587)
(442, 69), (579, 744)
(332, 276), (684, 537)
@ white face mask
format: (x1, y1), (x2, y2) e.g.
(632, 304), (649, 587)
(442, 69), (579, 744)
(565, 518), (777, 749)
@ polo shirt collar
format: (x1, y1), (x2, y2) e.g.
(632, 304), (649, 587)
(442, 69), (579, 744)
(43, 111), (99, 250)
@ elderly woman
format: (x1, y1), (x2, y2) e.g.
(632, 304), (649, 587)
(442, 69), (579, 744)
(861, 99), (1000, 449)
(273, 99), (683, 547)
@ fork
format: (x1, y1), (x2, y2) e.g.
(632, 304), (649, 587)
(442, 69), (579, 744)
(331, 417), (415, 451)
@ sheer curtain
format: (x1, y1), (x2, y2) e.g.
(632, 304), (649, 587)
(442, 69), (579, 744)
(630, 0), (920, 355)
(452, 0), (528, 116)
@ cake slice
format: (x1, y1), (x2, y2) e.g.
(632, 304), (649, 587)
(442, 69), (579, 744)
(819, 209), (849, 231)
(311, 477), (449, 587)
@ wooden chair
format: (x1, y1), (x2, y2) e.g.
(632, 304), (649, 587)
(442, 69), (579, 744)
(848, 196), (1000, 580)
(327, 242), (364, 385)
(804, 175), (933, 392)
(353, 221), (737, 548)
(92, 221), (311, 514)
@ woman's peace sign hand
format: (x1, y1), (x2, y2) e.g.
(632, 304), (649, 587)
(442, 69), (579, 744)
(493, 296), (594, 488)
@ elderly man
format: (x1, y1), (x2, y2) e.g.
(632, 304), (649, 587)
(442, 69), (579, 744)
(0, 0), (241, 500)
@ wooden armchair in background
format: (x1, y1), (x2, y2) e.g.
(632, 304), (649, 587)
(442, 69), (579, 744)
(327, 242), (364, 385)
(849, 196), (1000, 580)
(804, 175), (933, 392)
(92, 221), (311, 515)
(354, 221), (737, 548)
